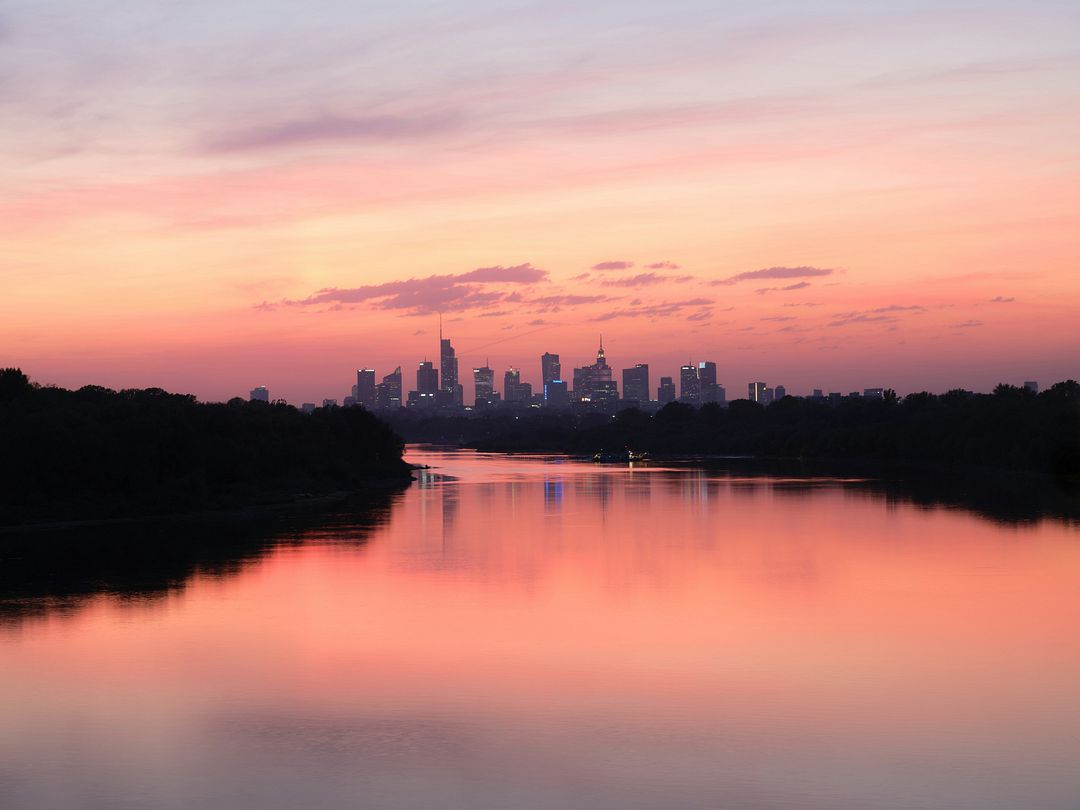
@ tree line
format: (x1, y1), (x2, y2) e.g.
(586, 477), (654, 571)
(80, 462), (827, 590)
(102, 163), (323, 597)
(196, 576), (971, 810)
(388, 382), (1080, 477)
(0, 369), (409, 525)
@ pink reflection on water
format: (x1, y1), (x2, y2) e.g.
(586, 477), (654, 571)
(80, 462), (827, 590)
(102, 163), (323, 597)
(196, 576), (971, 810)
(1, 448), (1079, 809)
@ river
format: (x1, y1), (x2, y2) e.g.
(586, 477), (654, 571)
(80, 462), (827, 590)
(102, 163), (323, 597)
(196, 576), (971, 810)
(1, 447), (1079, 809)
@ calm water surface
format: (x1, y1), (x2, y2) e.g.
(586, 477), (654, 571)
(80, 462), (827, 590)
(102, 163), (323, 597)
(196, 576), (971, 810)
(2, 448), (1079, 809)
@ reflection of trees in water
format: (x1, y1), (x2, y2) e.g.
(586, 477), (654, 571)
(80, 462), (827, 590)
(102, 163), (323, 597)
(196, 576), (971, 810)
(655, 458), (1080, 526)
(0, 490), (402, 628)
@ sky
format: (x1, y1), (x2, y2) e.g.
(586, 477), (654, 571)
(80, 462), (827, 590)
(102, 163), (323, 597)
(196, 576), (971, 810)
(2, 0), (1079, 403)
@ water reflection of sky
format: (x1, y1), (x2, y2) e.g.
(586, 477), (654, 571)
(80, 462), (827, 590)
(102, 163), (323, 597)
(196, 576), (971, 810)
(1, 448), (1079, 810)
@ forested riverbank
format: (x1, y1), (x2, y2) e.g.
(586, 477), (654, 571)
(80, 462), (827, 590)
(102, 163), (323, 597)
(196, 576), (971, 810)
(387, 382), (1080, 479)
(0, 369), (411, 526)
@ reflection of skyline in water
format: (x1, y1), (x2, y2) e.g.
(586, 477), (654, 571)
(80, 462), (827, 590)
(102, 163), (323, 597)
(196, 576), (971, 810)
(4, 451), (1077, 630)
(2, 448), (1080, 810)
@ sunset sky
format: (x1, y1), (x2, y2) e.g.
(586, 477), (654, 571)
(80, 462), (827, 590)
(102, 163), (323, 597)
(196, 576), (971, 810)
(3, 0), (1079, 403)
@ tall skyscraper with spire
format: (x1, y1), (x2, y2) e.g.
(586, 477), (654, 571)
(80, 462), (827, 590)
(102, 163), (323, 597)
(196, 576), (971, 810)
(572, 335), (615, 407)
(438, 316), (463, 408)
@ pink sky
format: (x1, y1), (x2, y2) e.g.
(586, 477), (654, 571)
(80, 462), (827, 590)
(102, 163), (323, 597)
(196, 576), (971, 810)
(2, 0), (1078, 402)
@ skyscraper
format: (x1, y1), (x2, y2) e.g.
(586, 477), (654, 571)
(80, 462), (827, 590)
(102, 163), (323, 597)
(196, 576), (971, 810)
(749, 381), (768, 404)
(439, 328), (463, 407)
(698, 361), (719, 403)
(545, 380), (569, 409)
(775, 384), (787, 400)
(503, 368), (531, 402)
(572, 336), (612, 402)
(376, 366), (402, 410)
(249, 385), (269, 402)
(658, 376), (676, 404)
(622, 364), (649, 404)
(356, 369), (376, 408)
(473, 363), (495, 408)
(680, 364), (700, 402)
(417, 361), (438, 395)
(541, 352), (561, 400)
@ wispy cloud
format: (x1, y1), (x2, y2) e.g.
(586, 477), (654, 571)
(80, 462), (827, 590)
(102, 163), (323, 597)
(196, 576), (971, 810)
(645, 261), (681, 270)
(529, 293), (615, 313)
(952, 319), (984, 328)
(756, 280), (813, 294)
(591, 260), (635, 271)
(989, 295), (1015, 303)
(713, 266), (834, 286)
(828, 303), (926, 327)
(591, 297), (712, 321)
(600, 272), (692, 288)
(267, 263), (546, 315)
(204, 111), (463, 152)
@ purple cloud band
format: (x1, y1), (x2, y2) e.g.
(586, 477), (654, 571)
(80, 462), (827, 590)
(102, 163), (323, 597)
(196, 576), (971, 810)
(712, 266), (834, 286)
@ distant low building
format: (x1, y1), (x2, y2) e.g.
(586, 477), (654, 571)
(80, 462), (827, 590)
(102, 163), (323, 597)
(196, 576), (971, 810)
(249, 385), (269, 402)
(1024, 380), (1039, 394)
(863, 388), (884, 399)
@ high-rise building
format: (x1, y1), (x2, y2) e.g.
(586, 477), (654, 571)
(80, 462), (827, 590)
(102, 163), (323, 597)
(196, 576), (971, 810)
(439, 331), (463, 407)
(863, 387), (883, 400)
(473, 364), (495, 408)
(658, 377), (676, 404)
(417, 361), (438, 395)
(249, 385), (269, 402)
(572, 336), (613, 402)
(680, 364), (700, 402)
(376, 367), (402, 410)
(698, 361), (721, 403)
(541, 353), (561, 400)
(1024, 380), (1039, 394)
(545, 380), (569, 409)
(622, 364), (650, 405)
(749, 381), (768, 404)
(356, 369), (376, 408)
(504, 368), (532, 402)
(775, 384), (787, 400)
(592, 380), (618, 410)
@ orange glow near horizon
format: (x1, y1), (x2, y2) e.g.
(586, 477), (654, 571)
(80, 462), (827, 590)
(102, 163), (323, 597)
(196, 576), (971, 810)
(2, 2), (1078, 402)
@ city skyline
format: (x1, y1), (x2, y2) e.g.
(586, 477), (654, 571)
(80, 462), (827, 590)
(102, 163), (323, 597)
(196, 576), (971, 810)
(244, 330), (1053, 410)
(3, 1), (1078, 404)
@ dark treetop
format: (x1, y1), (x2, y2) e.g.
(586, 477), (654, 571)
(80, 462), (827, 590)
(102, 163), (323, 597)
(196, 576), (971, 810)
(0, 369), (410, 526)
(388, 382), (1080, 478)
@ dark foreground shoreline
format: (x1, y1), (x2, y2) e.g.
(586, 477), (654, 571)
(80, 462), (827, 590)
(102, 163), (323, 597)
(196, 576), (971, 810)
(0, 369), (413, 528)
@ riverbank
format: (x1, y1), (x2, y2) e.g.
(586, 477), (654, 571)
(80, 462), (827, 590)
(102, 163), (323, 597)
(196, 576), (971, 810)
(0, 369), (413, 528)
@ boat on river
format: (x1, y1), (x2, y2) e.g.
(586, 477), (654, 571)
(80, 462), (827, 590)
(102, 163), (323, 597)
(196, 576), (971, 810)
(592, 449), (648, 463)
